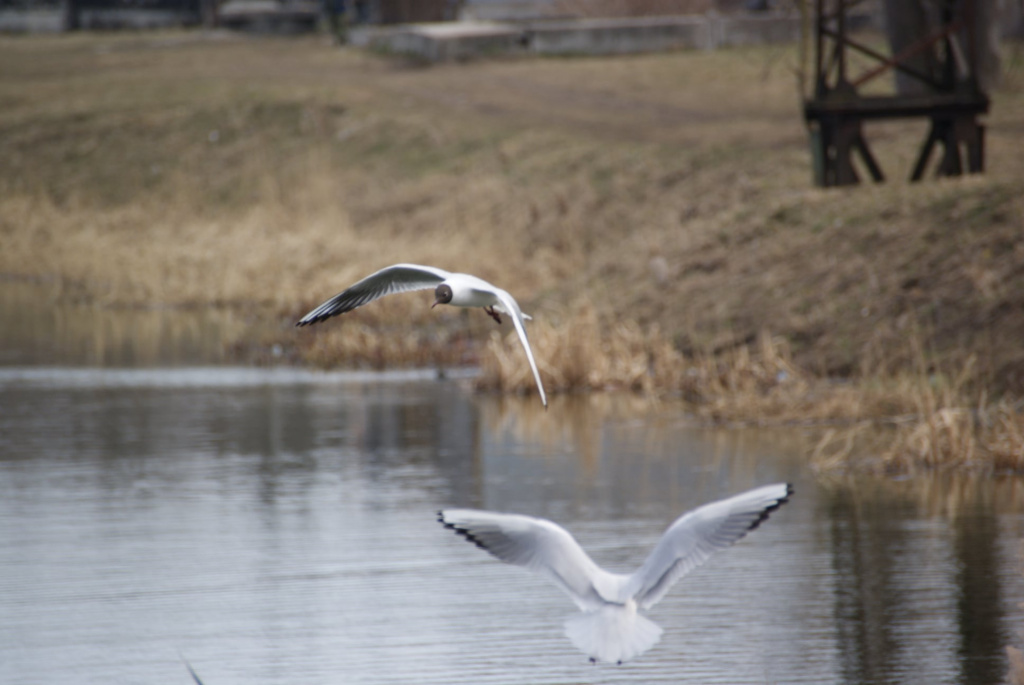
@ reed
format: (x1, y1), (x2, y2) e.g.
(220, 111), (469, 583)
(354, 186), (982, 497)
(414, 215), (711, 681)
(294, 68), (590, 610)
(881, 398), (1024, 474)
(477, 302), (683, 396)
(295, 311), (482, 370)
(481, 308), (908, 424)
(810, 365), (1024, 475)
(481, 308), (1024, 473)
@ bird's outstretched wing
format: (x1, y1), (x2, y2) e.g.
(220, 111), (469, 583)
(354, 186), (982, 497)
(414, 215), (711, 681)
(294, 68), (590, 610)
(296, 264), (451, 327)
(438, 509), (607, 611)
(490, 289), (548, 409)
(626, 483), (792, 610)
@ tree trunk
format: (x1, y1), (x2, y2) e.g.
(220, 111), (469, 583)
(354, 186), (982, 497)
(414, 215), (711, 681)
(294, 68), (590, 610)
(200, 0), (219, 28)
(63, 0), (80, 31)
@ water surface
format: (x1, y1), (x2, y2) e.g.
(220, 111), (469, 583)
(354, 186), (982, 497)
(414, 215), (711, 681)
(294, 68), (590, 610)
(1, 367), (1023, 685)
(1, 286), (1023, 684)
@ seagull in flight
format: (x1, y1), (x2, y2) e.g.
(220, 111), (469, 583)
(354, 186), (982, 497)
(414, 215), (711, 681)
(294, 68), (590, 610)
(438, 483), (792, 664)
(296, 264), (547, 408)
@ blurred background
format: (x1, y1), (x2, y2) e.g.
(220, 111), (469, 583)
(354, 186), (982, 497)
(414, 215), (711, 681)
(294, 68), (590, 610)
(2, 2), (1024, 683)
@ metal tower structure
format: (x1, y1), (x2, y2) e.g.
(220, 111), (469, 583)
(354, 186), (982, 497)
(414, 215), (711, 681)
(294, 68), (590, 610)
(803, 0), (990, 186)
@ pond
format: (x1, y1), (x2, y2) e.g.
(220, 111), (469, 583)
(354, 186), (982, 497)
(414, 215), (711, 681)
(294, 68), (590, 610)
(1, 287), (1023, 685)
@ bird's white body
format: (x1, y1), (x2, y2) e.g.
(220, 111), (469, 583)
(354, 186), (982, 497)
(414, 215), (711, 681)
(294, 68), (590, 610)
(296, 264), (545, 407)
(439, 483), (792, 664)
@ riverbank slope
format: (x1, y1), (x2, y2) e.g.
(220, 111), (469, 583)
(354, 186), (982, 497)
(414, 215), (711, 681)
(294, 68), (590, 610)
(2, 32), (1022, 470)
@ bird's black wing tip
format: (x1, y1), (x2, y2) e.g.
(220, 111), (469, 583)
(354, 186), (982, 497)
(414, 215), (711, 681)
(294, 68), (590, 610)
(295, 313), (332, 327)
(747, 483), (794, 533)
(437, 510), (491, 552)
(768, 482), (794, 511)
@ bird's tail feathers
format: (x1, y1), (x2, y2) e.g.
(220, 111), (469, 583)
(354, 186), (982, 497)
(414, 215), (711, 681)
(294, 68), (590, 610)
(563, 606), (663, 664)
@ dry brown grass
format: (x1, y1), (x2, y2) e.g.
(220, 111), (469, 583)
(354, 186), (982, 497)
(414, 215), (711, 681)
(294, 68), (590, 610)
(483, 303), (1024, 473)
(881, 389), (1024, 474)
(478, 303), (828, 418)
(811, 396), (1024, 475)
(478, 301), (684, 395)
(2, 31), (1023, 471)
(810, 363), (1024, 475)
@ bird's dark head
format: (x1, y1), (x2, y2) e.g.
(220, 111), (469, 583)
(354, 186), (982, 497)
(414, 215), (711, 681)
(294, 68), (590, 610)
(432, 284), (453, 308)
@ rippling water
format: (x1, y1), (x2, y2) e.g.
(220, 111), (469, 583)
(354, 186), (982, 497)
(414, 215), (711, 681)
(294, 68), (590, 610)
(1, 366), (1023, 685)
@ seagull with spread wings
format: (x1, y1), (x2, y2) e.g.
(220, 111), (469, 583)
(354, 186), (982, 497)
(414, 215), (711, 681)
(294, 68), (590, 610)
(439, 483), (792, 664)
(296, 264), (547, 408)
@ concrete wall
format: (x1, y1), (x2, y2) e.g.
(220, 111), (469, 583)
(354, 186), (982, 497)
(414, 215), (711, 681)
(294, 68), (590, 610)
(526, 15), (710, 54)
(460, 0), (576, 22)
(0, 8), (64, 32)
(526, 13), (805, 54)
(218, 0), (318, 33)
(711, 12), (800, 48)
(355, 11), (806, 61)
(0, 5), (198, 31)
(78, 8), (197, 29)
(380, 22), (523, 60)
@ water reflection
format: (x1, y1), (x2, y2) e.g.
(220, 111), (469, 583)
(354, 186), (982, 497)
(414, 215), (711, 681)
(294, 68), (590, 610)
(0, 280), (247, 366)
(828, 486), (923, 684)
(955, 504), (1005, 685)
(0, 369), (1022, 685)
(821, 475), (1024, 685)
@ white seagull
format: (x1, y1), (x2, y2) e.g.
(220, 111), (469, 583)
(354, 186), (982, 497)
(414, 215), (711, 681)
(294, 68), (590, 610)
(296, 264), (547, 408)
(438, 483), (792, 664)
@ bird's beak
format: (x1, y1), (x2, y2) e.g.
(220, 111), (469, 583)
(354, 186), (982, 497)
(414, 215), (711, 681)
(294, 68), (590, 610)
(431, 299), (441, 309)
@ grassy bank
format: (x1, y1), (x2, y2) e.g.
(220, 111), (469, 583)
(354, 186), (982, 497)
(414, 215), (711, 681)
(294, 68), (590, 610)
(1, 31), (1022, 471)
